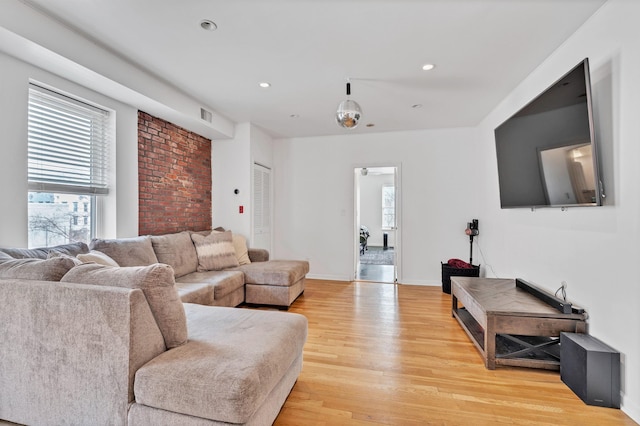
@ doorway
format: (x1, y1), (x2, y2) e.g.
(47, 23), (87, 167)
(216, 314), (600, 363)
(354, 166), (399, 283)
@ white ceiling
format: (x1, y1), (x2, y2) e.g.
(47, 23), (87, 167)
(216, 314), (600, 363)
(22, 0), (606, 139)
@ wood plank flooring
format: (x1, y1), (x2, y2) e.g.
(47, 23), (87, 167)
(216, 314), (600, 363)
(273, 279), (636, 426)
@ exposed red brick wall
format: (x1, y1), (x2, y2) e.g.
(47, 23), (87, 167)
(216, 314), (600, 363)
(138, 111), (212, 235)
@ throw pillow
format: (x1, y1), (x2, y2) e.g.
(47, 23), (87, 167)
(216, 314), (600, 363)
(61, 263), (187, 349)
(232, 233), (251, 265)
(0, 242), (89, 260)
(90, 236), (158, 267)
(0, 256), (78, 281)
(47, 251), (84, 266)
(190, 231), (239, 271)
(190, 228), (223, 238)
(76, 250), (120, 267)
(47, 241), (90, 257)
(150, 231), (198, 278)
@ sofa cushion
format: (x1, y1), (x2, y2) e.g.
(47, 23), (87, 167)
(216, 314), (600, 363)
(90, 236), (158, 267)
(76, 250), (119, 267)
(236, 260), (310, 286)
(134, 304), (308, 424)
(150, 231), (198, 278)
(0, 242), (89, 260)
(0, 256), (78, 281)
(190, 231), (239, 271)
(175, 270), (245, 305)
(61, 263), (187, 349)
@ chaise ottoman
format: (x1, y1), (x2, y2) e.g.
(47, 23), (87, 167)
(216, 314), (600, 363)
(237, 260), (309, 309)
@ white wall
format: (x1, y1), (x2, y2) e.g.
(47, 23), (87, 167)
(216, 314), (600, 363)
(212, 122), (274, 245)
(273, 127), (479, 283)
(0, 51), (139, 246)
(475, 0), (640, 419)
(359, 173), (395, 247)
(250, 124), (275, 169)
(212, 123), (252, 234)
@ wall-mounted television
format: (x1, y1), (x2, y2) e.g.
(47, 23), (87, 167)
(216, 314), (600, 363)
(494, 58), (605, 209)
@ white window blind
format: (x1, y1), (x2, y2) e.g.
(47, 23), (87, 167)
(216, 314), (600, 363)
(28, 84), (110, 195)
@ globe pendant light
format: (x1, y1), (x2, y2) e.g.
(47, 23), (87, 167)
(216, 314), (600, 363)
(336, 80), (362, 129)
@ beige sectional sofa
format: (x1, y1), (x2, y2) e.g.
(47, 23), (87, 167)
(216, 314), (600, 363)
(89, 230), (309, 309)
(0, 241), (308, 425)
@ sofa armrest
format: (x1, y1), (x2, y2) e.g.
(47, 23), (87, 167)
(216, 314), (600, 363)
(248, 248), (269, 262)
(0, 279), (165, 425)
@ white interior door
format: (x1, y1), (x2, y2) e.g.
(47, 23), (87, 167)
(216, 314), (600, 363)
(252, 163), (272, 252)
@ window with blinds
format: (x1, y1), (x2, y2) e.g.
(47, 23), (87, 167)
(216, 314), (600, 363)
(27, 84), (111, 247)
(28, 84), (110, 195)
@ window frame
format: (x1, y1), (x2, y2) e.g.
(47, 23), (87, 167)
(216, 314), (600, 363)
(27, 83), (111, 247)
(381, 184), (396, 230)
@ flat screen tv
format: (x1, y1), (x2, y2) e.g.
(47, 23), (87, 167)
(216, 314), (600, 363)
(494, 58), (605, 209)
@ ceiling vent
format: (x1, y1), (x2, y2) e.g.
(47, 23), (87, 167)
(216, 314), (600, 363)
(200, 108), (213, 123)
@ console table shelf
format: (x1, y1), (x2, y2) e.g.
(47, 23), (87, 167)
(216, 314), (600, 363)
(451, 277), (587, 370)
(454, 307), (485, 351)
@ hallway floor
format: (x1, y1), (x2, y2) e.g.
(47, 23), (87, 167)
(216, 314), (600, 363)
(356, 264), (395, 283)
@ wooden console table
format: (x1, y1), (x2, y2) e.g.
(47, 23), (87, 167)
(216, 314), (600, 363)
(451, 277), (587, 370)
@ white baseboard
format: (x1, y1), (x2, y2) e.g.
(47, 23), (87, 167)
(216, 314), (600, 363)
(398, 280), (442, 287)
(306, 274), (443, 287)
(622, 396), (640, 425)
(397, 279), (441, 286)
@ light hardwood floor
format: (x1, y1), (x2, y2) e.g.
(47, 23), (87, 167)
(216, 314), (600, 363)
(273, 279), (637, 426)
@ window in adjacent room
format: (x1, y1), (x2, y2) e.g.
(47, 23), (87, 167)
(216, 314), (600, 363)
(382, 184), (395, 230)
(27, 84), (111, 248)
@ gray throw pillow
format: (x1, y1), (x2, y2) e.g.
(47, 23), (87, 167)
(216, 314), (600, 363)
(47, 241), (90, 257)
(0, 241), (89, 260)
(0, 256), (78, 281)
(190, 231), (239, 271)
(150, 231), (198, 278)
(61, 263), (188, 349)
(90, 236), (158, 267)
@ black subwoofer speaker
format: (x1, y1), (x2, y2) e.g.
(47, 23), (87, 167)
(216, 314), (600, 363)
(560, 332), (620, 408)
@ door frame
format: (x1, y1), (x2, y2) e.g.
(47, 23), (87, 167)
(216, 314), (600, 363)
(353, 162), (402, 283)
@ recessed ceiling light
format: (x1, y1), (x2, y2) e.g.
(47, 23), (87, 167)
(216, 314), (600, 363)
(422, 64), (435, 71)
(200, 20), (217, 31)
(258, 82), (271, 88)
(412, 104), (423, 109)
